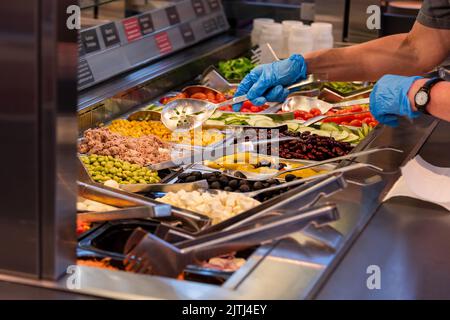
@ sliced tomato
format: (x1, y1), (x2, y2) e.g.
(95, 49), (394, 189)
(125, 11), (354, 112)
(206, 92), (216, 101)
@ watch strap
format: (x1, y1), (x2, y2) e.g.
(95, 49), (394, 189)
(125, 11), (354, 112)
(415, 77), (444, 115)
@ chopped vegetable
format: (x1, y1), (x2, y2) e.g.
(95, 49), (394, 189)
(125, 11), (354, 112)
(218, 57), (255, 81)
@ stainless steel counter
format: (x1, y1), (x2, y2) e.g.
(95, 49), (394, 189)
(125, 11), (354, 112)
(316, 120), (450, 300)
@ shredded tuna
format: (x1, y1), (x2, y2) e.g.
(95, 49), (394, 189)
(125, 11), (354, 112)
(78, 127), (171, 166)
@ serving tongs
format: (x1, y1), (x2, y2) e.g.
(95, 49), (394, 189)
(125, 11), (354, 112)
(77, 206), (160, 223)
(77, 181), (172, 218)
(154, 174), (346, 241)
(222, 146), (403, 181)
(123, 203), (339, 277)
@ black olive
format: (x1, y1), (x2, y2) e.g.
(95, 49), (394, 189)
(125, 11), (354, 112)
(191, 171), (202, 177)
(223, 186), (233, 192)
(178, 172), (190, 180)
(285, 174), (296, 182)
(239, 179), (249, 186)
(207, 176), (217, 183)
(253, 181), (264, 190)
(210, 181), (221, 189)
(267, 179), (279, 185)
(185, 176), (197, 183)
(228, 179), (239, 189)
(239, 184), (251, 192)
(234, 171), (247, 179)
(279, 162), (288, 169)
(219, 176), (229, 186)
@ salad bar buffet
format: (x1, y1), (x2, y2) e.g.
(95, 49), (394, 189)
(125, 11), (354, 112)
(69, 34), (440, 299)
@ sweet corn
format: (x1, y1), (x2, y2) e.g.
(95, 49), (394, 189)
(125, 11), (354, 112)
(108, 119), (224, 146)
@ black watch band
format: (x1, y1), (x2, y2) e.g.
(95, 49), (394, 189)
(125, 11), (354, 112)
(414, 77), (444, 115)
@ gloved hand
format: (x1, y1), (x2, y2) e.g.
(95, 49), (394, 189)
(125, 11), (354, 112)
(370, 74), (423, 127)
(233, 54), (308, 111)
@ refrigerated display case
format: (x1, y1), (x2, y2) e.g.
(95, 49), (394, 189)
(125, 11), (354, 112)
(0, 0), (449, 300)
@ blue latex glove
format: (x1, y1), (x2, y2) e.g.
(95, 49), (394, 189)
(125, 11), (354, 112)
(233, 54), (308, 111)
(370, 74), (423, 127)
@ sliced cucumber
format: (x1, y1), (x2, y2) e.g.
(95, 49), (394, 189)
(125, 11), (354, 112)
(209, 111), (224, 120)
(341, 126), (354, 134)
(205, 120), (225, 126)
(362, 123), (370, 136)
(320, 122), (341, 132)
(287, 122), (300, 132)
(342, 133), (360, 143)
(330, 130), (350, 141)
(356, 128), (365, 140)
(254, 119), (276, 127)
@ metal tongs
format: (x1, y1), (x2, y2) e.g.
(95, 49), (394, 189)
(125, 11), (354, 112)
(123, 203), (339, 277)
(77, 181), (171, 218)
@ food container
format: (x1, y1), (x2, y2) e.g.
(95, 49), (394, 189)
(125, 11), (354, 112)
(319, 82), (374, 103)
(77, 220), (253, 284)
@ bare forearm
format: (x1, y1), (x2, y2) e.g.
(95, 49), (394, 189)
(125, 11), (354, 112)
(304, 34), (421, 81)
(407, 79), (450, 122)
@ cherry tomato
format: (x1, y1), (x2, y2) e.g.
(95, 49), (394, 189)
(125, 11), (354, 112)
(206, 92), (216, 101)
(242, 101), (253, 109)
(190, 92), (208, 100)
(362, 117), (372, 124)
(355, 112), (371, 120)
(369, 121), (378, 127)
(215, 93), (226, 102)
(303, 113), (313, 120)
(350, 105), (363, 112)
(310, 108), (322, 116)
(349, 119), (362, 127)
(340, 121), (349, 126)
(250, 106), (260, 112)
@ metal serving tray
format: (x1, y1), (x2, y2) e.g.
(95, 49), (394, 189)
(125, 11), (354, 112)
(77, 219), (255, 283)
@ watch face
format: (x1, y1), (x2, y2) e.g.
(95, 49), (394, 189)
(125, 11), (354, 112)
(415, 91), (429, 106)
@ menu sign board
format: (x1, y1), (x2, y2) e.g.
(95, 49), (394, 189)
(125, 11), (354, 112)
(165, 6), (181, 25)
(138, 14), (155, 35)
(81, 29), (100, 54)
(100, 23), (120, 47)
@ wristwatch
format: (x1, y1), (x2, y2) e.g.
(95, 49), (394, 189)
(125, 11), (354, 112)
(414, 77), (444, 114)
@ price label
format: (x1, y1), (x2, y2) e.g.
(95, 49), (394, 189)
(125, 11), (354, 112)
(206, 0), (220, 11)
(154, 32), (173, 54)
(78, 58), (95, 87)
(122, 17), (142, 42)
(165, 6), (181, 25)
(202, 18), (218, 34)
(100, 22), (120, 47)
(179, 23), (195, 44)
(80, 29), (100, 54)
(191, 0), (206, 16)
(138, 13), (154, 35)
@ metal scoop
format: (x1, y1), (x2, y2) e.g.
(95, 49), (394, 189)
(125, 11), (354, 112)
(161, 95), (249, 131)
(281, 95), (370, 114)
(123, 203), (339, 277)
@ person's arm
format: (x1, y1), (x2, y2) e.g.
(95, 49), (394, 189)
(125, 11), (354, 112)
(305, 22), (450, 81)
(408, 79), (450, 122)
